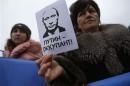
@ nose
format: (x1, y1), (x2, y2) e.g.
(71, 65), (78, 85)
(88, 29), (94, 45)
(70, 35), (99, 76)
(85, 11), (91, 17)
(49, 22), (53, 25)
(84, 11), (94, 20)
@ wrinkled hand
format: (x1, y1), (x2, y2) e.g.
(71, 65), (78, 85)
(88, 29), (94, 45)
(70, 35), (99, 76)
(36, 55), (64, 81)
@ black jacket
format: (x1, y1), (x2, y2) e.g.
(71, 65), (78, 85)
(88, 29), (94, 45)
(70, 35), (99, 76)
(49, 24), (130, 86)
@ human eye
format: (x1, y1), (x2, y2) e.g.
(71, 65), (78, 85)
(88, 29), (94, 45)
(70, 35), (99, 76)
(89, 7), (96, 13)
(44, 17), (49, 21)
(78, 10), (86, 16)
(51, 14), (56, 18)
(12, 29), (17, 32)
(90, 9), (96, 13)
(19, 30), (25, 33)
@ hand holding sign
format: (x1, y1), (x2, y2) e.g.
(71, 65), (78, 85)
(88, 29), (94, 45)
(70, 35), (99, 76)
(36, 0), (77, 82)
(36, 55), (64, 81)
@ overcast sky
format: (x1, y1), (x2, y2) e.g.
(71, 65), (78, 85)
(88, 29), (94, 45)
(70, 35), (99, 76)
(0, 0), (130, 56)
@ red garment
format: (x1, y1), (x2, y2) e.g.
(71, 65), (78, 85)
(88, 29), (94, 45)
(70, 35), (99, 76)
(4, 40), (42, 60)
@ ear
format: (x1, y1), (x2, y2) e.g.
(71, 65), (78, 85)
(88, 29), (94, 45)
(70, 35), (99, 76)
(42, 18), (44, 23)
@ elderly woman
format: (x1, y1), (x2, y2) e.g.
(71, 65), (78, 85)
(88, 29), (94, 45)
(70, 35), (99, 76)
(36, 0), (130, 86)
(4, 23), (42, 60)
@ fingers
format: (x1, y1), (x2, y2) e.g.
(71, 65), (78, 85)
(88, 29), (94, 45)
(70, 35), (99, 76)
(40, 55), (52, 66)
(44, 68), (51, 81)
(35, 55), (52, 65)
(36, 54), (64, 81)
(38, 61), (52, 76)
(35, 57), (43, 64)
(36, 54), (53, 76)
(45, 61), (64, 81)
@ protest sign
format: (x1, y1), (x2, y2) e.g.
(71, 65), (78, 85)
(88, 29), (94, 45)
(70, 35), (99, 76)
(36, 0), (78, 55)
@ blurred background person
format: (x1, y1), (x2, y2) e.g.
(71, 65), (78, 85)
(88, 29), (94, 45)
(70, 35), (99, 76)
(3, 23), (42, 60)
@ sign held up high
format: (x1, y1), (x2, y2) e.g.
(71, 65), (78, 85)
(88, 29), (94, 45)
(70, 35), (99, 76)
(36, 0), (78, 55)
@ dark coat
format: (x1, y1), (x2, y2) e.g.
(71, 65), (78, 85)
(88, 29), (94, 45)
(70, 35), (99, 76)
(49, 24), (130, 86)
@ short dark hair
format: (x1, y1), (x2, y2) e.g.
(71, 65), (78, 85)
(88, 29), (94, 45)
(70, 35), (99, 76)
(52, 8), (59, 16)
(70, 0), (100, 32)
(11, 23), (31, 40)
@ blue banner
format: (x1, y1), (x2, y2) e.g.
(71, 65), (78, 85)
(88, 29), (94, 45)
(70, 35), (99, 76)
(88, 72), (130, 86)
(0, 57), (46, 86)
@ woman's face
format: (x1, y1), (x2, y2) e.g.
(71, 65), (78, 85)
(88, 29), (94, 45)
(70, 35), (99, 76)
(11, 29), (27, 45)
(77, 5), (100, 32)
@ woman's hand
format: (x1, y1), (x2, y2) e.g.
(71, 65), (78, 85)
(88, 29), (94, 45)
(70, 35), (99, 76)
(36, 55), (64, 81)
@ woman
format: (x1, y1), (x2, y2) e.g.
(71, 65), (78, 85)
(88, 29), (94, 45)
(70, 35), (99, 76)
(4, 23), (42, 60)
(36, 0), (130, 86)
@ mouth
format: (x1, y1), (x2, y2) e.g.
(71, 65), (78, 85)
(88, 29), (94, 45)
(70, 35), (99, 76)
(48, 24), (55, 28)
(13, 37), (21, 41)
(86, 18), (96, 24)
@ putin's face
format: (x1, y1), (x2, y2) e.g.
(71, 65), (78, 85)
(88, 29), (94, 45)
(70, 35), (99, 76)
(42, 8), (59, 31)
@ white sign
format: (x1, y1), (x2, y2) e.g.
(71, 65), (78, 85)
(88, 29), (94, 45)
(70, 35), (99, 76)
(36, 0), (78, 55)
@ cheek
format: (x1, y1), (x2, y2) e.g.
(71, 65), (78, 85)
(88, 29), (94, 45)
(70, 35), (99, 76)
(51, 17), (58, 24)
(44, 21), (49, 26)
(22, 34), (28, 40)
(11, 33), (15, 39)
(95, 14), (100, 23)
(18, 33), (28, 42)
(77, 17), (84, 29)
